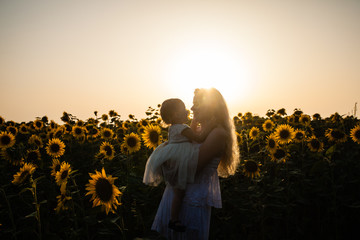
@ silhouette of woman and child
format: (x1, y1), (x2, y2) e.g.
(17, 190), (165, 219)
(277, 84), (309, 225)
(143, 88), (240, 239)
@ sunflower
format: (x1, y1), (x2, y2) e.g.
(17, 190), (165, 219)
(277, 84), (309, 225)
(243, 160), (261, 179)
(249, 127), (260, 140)
(87, 125), (100, 138)
(53, 126), (66, 139)
(33, 119), (44, 130)
(325, 128), (347, 143)
(99, 141), (115, 160)
(350, 125), (360, 144)
(262, 120), (274, 132)
(142, 124), (162, 150)
(28, 134), (43, 148)
(294, 130), (306, 143)
(101, 128), (114, 140)
(270, 148), (289, 163)
(265, 134), (278, 153)
(140, 119), (149, 127)
(299, 114), (311, 126)
(6, 126), (18, 136)
(85, 168), (122, 214)
(122, 121), (130, 130)
(46, 138), (66, 158)
(49, 120), (58, 130)
(55, 162), (72, 192)
(54, 194), (72, 213)
(0, 116), (4, 125)
(25, 149), (41, 162)
(312, 113), (321, 121)
(12, 163), (36, 185)
(50, 158), (61, 177)
(19, 124), (29, 134)
(137, 126), (145, 135)
(101, 114), (109, 121)
(122, 133), (141, 154)
(1, 148), (23, 166)
(274, 124), (295, 144)
(307, 136), (324, 152)
(236, 131), (243, 145)
(0, 131), (16, 149)
(72, 126), (87, 139)
(109, 110), (118, 117)
(120, 144), (129, 155)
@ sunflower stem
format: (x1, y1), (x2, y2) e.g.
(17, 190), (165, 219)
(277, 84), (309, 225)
(30, 178), (42, 240)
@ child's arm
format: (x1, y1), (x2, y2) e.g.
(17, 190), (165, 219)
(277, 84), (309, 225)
(181, 122), (215, 143)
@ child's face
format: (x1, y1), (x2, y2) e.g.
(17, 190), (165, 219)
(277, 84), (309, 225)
(175, 106), (189, 123)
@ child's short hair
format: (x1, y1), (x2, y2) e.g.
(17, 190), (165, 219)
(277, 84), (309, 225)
(160, 98), (185, 124)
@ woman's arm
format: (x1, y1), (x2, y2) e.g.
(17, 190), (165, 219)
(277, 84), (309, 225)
(196, 127), (226, 173)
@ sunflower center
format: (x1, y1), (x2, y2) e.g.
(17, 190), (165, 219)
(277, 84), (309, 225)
(265, 123), (272, 129)
(279, 130), (290, 139)
(245, 161), (258, 172)
(36, 122), (42, 128)
(55, 164), (61, 172)
(95, 178), (113, 202)
(104, 146), (113, 155)
(295, 132), (304, 140)
(19, 171), (30, 182)
(310, 139), (320, 149)
(268, 139), (276, 148)
(274, 149), (286, 159)
(35, 139), (41, 146)
(1, 135), (10, 145)
(331, 130), (344, 139)
(27, 151), (38, 161)
(127, 137), (137, 148)
(355, 130), (360, 139)
(104, 131), (111, 138)
(75, 128), (82, 135)
(149, 131), (159, 143)
(61, 170), (69, 180)
(51, 143), (60, 153)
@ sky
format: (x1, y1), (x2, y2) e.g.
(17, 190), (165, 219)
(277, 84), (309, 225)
(1, 0), (359, 123)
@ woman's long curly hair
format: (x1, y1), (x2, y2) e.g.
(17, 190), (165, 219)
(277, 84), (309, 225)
(194, 88), (240, 177)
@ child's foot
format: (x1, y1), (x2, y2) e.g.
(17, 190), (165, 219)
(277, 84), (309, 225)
(168, 220), (186, 232)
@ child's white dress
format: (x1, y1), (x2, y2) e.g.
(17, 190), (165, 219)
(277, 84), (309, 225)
(143, 124), (199, 189)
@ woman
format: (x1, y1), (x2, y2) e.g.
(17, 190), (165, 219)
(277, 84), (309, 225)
(151, 88), (240, 239)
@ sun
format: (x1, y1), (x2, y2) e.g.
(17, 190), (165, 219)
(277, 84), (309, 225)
(163, 41), (251, 106)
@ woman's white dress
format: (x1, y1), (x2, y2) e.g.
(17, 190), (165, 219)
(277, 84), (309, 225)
(151, 156), (222, 240)
(143, 124), (199, 189)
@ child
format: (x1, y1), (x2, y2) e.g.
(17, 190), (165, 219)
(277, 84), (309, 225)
(143, 98), (214, 232)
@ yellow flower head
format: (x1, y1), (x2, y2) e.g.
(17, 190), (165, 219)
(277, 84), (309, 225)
(270, 148), (289, 163)
(142, 124), (162, 150)
(325, 128), (347, 143)
(266, 133), (278, 153)
(12, 163), (36, 185)
(274, 124), (295, 144)
(249, 127), (260, 140)
(101, 128), (114, 140)
(243, 160), (261, 179)
(99, 141), (115, 160)
(294, 130), (306, 143)
(262, 120), (274, 132)
(54, 194), (72, 213)
(350, 125), (360, 144)
(46, 138), (66, 158)
(307, 136), (324, 152)
(28, 134), (43, 148)
(0, 131), (16, 149)
(55, 162), (72, 187)
(33, 120), (44, 131)
(122, 133), (141, 154)
(85, 168), (122, 214)
(50, 158), (61, 177)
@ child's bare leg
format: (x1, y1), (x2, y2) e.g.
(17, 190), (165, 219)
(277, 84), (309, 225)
(171, 188), (185, 221)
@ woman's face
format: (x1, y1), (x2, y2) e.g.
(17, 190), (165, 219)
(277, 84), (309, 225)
(191, 95), (210, 122)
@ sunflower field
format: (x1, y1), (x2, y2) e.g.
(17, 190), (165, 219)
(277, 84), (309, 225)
(0, 107), (360, 240)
